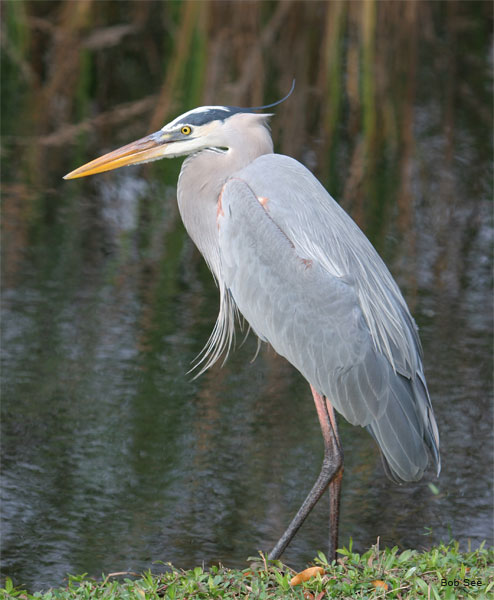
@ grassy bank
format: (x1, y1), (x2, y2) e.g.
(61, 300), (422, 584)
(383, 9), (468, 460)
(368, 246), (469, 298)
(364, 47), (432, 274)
(2, 541), (493, 599)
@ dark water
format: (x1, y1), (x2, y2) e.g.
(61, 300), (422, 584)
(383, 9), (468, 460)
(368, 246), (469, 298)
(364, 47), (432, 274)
(1, 1), (493, 592)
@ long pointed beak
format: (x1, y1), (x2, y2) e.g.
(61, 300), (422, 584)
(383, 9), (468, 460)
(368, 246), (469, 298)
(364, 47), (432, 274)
(63, 132), (169, 179)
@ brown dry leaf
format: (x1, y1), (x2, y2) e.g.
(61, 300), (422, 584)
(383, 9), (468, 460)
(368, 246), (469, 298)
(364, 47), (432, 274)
(290, 566), (325, 587)
(372, 579), (389, 591)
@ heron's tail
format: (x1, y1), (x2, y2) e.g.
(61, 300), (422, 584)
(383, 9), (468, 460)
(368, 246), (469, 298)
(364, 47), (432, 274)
(366, 371), (440, 484)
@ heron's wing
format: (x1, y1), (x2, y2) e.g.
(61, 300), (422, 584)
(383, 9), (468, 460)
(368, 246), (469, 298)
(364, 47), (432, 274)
(218, 175), (390, 426)
(236, 154), (422, 378)
(218, 157), (439, 482)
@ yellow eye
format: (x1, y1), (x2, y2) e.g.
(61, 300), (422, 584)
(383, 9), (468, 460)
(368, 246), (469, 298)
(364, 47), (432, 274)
(181, 126), (191, 135)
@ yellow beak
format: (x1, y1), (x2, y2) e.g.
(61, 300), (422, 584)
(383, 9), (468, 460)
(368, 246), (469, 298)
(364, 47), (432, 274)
(63, 132), (168, 180)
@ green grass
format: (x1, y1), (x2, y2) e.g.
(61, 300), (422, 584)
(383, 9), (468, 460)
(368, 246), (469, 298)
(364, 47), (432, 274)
(2, 541), (493, 599)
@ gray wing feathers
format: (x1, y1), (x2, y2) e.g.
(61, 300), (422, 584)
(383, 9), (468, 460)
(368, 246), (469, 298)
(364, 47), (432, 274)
(217, 158), (440, 482)
(237, 155), (422, 377)
(218, 179), (391, 428)
(367, 375), (440, 482)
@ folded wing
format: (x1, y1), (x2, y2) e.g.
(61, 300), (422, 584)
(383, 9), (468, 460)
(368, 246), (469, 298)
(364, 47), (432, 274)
(216, 155), (440, 482)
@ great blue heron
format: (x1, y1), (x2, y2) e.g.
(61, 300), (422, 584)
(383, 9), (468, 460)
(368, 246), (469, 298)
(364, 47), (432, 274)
(64, 87), (440, 561)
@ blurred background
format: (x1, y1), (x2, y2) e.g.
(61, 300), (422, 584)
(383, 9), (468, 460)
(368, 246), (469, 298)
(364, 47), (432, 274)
(1, 0), (492, 592)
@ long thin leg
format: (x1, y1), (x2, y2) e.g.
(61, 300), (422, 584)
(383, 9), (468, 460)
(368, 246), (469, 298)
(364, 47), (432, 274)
(326, 395), (343, 560)
(268, 385), (343, 560)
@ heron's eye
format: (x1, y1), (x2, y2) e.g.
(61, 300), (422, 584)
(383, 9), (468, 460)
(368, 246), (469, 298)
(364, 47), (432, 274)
(181, 126), (192, 135)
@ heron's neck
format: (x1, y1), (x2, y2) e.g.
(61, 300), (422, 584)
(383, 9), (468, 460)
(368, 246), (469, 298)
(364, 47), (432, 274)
(177, 130), (273, 279)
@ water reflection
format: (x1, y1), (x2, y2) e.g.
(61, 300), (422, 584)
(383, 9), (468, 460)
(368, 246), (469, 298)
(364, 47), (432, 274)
(1, 0), (492, 592)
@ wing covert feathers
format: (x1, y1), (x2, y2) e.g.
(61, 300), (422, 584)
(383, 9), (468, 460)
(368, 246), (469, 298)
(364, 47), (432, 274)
(213, 156), (440, 483)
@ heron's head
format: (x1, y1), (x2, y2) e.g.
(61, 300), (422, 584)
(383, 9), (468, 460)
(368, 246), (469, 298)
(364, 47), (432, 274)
(63, 82), (295, 180)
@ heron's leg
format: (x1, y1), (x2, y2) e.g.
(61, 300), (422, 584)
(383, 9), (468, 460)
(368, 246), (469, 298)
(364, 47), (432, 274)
(326, 396), (343, 560)
(268, 386), (343, 560)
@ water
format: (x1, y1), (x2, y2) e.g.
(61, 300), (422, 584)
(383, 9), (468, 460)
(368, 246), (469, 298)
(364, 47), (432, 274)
(1, 1), (492, 591)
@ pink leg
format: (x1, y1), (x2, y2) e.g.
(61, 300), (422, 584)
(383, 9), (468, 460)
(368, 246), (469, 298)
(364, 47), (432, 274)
(269, 385), (343, 560)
